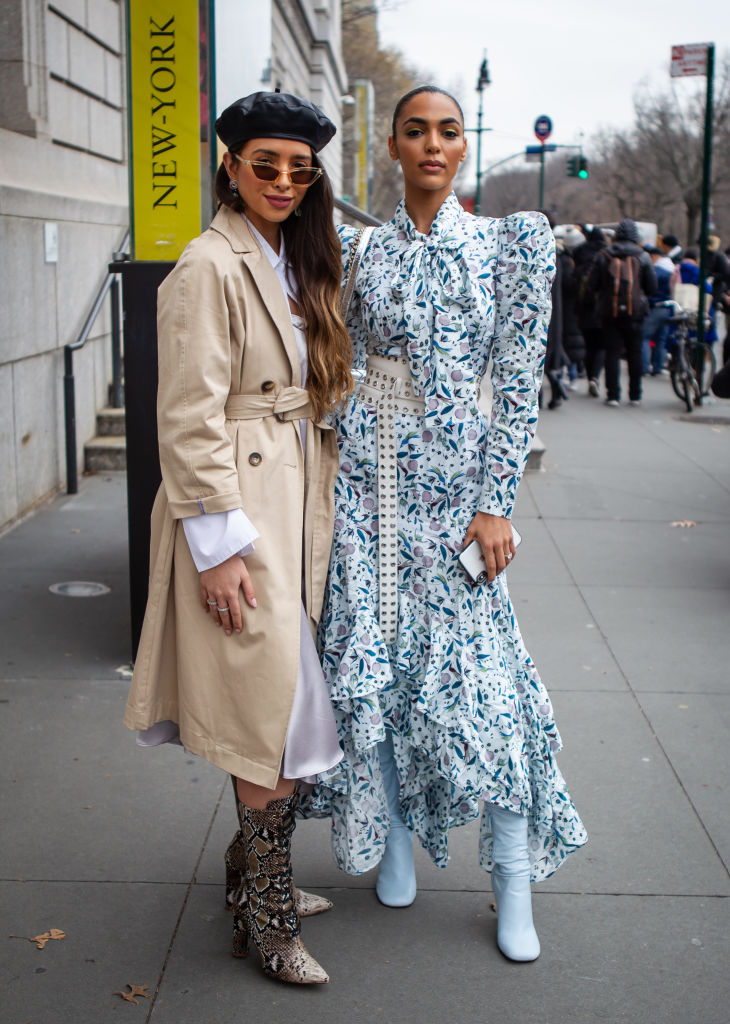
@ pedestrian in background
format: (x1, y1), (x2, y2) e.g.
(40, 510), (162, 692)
(573, 226), (608, 396)
(642, 244), (676, 375)
(660, 232), (683, 264)
(303, 85), (587, 964)
(543, 213), (570, 409)
(124, 90), (353, 986)
(556, 226), (587, 391)
(589, 218), (657, 406)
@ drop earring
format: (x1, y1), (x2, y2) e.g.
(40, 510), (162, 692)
(229, 179), (238, 192)
(294, 206), (302, 218)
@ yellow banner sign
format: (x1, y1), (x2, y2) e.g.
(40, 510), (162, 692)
(128, 1), (201, 260)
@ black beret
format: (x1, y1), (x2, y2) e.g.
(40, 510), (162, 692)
(215, 91), (336, 154)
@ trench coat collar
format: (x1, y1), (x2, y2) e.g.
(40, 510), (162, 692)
(209, 205), (300, 385)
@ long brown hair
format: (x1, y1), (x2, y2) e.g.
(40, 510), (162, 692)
(214, 154), (352, 421)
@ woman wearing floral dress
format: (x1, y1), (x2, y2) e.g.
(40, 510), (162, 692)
(302, 87), (587, 961)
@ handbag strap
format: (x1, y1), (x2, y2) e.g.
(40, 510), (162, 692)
(340, 226), (374, 319)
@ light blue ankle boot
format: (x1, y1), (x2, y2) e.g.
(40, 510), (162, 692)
(489, 804), (540, 961)
(375, 733), (417, 907)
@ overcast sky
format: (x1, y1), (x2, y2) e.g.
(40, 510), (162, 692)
(377, 0), (727, 178)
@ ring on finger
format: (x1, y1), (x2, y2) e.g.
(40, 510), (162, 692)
(216, 605), (230, 613)
(206, 599), (217, 606)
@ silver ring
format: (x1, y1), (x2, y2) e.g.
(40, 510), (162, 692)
(206, 599), (217, 605)
(216, 605), (230, 613)
(506, 553), (513, 560)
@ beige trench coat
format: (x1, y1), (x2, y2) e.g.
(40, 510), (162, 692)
(124, 206), (339, 788)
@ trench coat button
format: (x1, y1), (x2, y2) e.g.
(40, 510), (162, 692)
(261, 380), (275, 392)
(248, 452), (262, 466)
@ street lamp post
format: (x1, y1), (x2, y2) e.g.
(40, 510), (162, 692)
(473, 54), (490, 217)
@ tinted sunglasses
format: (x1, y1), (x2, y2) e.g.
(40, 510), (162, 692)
(234, 157), (322, 187)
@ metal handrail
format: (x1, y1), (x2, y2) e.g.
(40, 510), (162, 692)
(64, 229), (129, 495)
(334, 197), (381, 226)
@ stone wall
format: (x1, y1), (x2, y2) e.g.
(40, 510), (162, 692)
(0, 0), (128, 528)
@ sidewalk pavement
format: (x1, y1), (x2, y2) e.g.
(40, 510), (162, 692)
(2, 372), (729, 1024)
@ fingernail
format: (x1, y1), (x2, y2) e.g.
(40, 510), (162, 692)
(251, 598), (257, 608)
(235, 627), (241, 633)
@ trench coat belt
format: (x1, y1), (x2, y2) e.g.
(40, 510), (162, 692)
(224, 386), (313, 421)
(356, 354), (425, 645)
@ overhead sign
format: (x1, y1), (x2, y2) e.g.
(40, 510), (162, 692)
(670, 44), (710, 77)
(525, 144), (556, 163)
(128, 0), (202, 260)
(534, 115), (552, 142)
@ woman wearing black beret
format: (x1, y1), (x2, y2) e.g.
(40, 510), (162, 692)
(124, 90), (351, 985)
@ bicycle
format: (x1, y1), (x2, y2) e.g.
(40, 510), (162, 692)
(659, 300), (716, 413)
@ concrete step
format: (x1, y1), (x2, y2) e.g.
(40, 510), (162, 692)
(96, 406), (126, 436)
(84, 435), (126, 472)
(526, 433), (545, 472)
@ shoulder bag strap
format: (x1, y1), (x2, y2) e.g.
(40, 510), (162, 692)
(340, 226), (374, 319)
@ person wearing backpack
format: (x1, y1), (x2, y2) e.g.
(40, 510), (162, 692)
(589, 219), (657, 406)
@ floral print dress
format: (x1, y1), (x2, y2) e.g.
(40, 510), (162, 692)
(301, 193), (587, 883)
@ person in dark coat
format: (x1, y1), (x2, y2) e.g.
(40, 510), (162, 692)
(589, 218), (657, 406)
(542, 215), (570, 409)
(558, 228), (587, 385)
(573, 227), (607, 395)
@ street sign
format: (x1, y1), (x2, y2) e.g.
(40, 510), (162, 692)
(525, 144), (555, 162)
(534, 115), (552, 141)
(670, 43), (710, 77)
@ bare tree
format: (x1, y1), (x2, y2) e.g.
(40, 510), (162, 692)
(592, 55), (730, 242)
(341, 0), (421, 220)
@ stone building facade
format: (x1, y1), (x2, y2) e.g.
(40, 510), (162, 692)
(0, 0), (347, 530)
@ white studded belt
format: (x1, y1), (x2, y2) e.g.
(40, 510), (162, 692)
(356, 354), (425, 644)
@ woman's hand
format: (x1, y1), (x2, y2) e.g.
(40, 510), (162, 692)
(462, 512), (515, 584)
(199, 555), (257, 636)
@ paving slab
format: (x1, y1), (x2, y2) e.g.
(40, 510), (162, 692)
(581, 585), (730, 693)
(511, 584), (628, 692)
(1, 881), (182, 1024)
(635, 692), (730, 872)
(545, 518), (729, 590)
(0, 675), (226, 882)
(148, 887), (730, 1024)
(526, 463), (730, 522)
(499, 516), (573, 587)
(0, 473), (132, 679)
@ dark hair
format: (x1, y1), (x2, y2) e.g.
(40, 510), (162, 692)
(683, 246), (699, 262)
(391, 85), (464, 138)
(214, 149), (352, 420)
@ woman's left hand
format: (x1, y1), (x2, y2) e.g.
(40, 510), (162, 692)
(462, 512), (515, 584)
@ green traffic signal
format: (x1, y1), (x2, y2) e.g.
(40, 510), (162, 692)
(578, 156), (589, 179)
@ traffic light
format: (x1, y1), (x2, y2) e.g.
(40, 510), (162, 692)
(578, 156), (589, 179)
(566, 156), (578, 178)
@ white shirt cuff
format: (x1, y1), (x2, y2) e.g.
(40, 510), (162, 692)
(182, 507), (259, 572)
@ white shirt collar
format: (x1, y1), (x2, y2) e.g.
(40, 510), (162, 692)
(243, 214), (288, 271)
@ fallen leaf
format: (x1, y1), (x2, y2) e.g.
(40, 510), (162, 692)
(114, 984), (152, 1005)
(82, 805), (94, 810)
(71, 529), (80, 533)
(489, 901), (497, 914)
(670, 520), (696, 528)
(10, 928), (66, 949)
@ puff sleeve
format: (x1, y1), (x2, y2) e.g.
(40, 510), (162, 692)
(478, 212), (555, 518)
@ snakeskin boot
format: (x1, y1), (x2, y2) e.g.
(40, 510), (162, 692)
(232, 793), (328, 984)
(226, 780), (333, 917)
